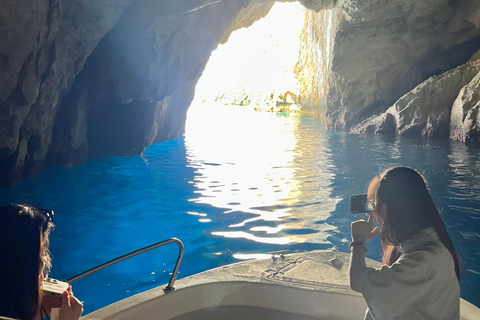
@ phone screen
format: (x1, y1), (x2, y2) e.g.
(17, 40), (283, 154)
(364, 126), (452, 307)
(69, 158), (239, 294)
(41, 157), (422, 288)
(350, 194), (374, 213)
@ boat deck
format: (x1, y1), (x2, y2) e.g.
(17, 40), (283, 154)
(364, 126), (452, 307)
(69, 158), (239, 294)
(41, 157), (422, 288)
(175, 251), (372, 294)
(82, 251), (480, 320)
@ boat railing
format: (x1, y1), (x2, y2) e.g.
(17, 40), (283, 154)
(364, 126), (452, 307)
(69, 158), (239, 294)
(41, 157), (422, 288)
(66, 237), (184, 292)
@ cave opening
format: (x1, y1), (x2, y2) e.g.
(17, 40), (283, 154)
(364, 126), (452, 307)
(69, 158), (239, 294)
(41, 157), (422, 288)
(182, 2), (314, 214)
(186, 2), (308, 137)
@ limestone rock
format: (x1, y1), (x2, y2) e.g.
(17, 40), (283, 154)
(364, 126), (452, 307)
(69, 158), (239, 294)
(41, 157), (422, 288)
(447, 0), (480, 35)
(219, 2), (274, 44)
(295, 9), (339, 119)
(48, 0), (267, 161)
(469, 49), (480, 62)
(324, 0), (480, 130)
(0, 0), (263, 184)
(351, 61), (480, 139)
(296, 0), (336, 13)
(0, 0), (133, 184)
(2, 0), (480, 186)
(450, 70), (480, 146)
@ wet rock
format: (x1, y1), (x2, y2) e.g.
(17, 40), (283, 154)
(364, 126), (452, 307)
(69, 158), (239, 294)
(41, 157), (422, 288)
(450, 70), (480, 146)
(469, 49), (480, 63)
(1, 0), (268, 184)
(0, 0), (132, 185)
(351, 61), (480, 139)
(2, 0), (480, 185)
(325, 0), (480, 130)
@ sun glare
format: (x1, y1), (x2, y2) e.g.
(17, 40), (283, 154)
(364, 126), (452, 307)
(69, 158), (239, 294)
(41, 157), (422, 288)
(183, 3), (336, 247)
(190, 2), (305, 109)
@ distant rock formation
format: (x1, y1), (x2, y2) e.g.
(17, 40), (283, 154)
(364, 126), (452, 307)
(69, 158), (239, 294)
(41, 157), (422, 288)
(1, 0), (480, 185)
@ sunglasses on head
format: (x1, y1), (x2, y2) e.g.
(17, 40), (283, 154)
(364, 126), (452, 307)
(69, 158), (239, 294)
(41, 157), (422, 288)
(37, 208), (54, 224)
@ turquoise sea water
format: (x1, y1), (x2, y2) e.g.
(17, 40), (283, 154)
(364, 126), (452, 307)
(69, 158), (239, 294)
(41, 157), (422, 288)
(1, 105), (479, 313)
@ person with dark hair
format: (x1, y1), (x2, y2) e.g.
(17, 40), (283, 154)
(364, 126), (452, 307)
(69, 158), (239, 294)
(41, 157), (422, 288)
(0, 204), (83, 320)
(349, 167), (460, 320)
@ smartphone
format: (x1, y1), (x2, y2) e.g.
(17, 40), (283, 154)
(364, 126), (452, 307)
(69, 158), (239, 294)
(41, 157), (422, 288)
(43, 278), (69, 297)
(350, 194), (374, 213)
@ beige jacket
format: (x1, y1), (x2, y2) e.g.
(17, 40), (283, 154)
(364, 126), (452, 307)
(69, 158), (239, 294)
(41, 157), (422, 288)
(360, 228), (460, 320)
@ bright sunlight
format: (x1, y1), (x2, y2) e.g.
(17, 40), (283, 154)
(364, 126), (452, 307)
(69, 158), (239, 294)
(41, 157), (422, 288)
(190, 2), (305, 110)
(183, 2), (337, 247)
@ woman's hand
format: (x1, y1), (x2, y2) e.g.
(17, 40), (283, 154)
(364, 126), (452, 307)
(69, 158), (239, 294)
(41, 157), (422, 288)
(351, 214), (379, 243)
(58, 286), (83, 320)
(41, 294), (63, 311)
(350, 214), (379, 292)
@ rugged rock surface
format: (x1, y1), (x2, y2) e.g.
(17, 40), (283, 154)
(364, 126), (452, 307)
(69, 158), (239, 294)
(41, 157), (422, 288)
(0, 0), (274, 185)
(0, 0), (133, 184)
(295, 8), (338, 118)
(47, 0), (275, 162)
(1, 0), (480, 185)
(324, 0), (480, 131)
(450, 68), (480, 146)
(351, 60), (480, 138)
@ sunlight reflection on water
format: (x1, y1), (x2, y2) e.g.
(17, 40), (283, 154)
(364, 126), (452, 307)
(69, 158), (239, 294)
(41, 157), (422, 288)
(1, 104), (479, 311)
(185, 104), (339, 245)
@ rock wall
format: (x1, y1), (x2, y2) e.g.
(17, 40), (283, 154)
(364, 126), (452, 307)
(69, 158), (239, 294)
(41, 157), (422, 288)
(47, 0), (274, 162)
(324, 0), (480, 131)
(0, 0), (274, 185)
(0, 0), (133, 185)
(351, 60), (480, 139)
(1, 0), (480, 185)
(295, 8), (339, 119)
(450, 60), (480, 146)
(337, 0), (480, 144)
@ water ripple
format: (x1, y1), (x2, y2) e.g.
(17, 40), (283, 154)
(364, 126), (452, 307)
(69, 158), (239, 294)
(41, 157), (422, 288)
(0, 106), (479, 311)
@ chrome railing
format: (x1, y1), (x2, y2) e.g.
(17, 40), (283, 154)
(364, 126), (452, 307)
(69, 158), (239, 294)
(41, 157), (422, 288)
(66, 238), (184, 292)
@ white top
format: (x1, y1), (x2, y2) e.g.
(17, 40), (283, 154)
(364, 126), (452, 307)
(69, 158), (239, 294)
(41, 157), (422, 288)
(359, 228), (460, 320)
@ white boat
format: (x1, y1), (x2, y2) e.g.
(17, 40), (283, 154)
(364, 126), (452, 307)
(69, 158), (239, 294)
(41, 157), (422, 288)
(77, 239), (480, 320)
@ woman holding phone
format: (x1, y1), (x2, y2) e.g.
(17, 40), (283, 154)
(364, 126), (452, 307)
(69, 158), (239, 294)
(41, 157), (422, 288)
(0, 204), (83, 320)
(349, 167), (460, 320)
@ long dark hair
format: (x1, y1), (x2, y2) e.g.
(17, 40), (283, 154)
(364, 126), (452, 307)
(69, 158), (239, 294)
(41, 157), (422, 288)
(367, 167), (460, 280)
(0, 204), (54, 320)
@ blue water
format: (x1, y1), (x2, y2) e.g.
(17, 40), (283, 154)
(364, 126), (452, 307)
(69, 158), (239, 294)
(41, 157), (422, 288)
(1, 106), (479, 313)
